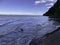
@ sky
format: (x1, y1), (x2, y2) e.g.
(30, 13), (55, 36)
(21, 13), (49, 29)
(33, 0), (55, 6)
(0, 0), (57, 15)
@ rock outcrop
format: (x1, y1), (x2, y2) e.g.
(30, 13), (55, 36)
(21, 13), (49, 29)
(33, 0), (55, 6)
(29, 27), (60, 45)
(40, 27), (60, 45)
(43, 0), (60, 22)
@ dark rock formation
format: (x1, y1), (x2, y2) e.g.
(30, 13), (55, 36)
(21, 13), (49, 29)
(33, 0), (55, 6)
(43, 0), (60, 22)
(29, 38), (40, 45)
(40, 27), (60, 45)
(29, 27), (60, 45)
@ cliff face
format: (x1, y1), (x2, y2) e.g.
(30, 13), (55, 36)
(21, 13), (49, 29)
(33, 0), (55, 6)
(43, 0), (60, 22)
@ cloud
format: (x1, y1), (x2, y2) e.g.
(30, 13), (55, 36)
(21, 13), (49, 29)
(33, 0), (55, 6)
(47, 0), (54, 2)
(45, 0), (56, 9)
(35, 1), (40, 5)
(47, 0), (57, 2)
(46, 3), (54, 8)
(34, 0), (57, 9)
(35, 0), (46, 5)
(46, 3), (54, 6)
(35, 0), (57, 5)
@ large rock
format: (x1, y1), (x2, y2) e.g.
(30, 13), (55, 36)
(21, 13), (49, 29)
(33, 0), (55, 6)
(29, 27), (60, 45)
(40, 27), (60, 45)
